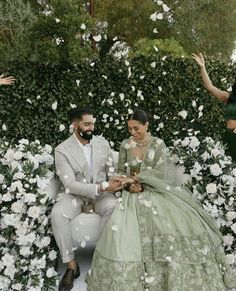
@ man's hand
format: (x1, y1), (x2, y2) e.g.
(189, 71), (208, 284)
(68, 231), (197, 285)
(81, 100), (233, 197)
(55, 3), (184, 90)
(100, 179), (123, 193)
(0, 74), (15, 85)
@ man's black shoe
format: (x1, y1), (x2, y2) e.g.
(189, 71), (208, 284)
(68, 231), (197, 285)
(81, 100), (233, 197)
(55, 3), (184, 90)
(58, 263), (80, 291)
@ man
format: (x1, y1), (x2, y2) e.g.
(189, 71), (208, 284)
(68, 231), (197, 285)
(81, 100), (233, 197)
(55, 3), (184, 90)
(51, 107), (122, 291)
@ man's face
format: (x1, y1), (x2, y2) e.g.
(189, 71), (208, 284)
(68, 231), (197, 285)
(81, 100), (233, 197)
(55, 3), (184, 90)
(73, 114), (95, 140)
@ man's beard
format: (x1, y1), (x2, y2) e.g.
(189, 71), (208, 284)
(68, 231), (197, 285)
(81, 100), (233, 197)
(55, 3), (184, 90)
(77, 128), (93, 140)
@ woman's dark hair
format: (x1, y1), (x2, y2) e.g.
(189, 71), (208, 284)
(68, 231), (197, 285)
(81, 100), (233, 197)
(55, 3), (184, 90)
(228, 79), (236, 103)
(130, 109), (149, 125)
(68, 107), (93, 122)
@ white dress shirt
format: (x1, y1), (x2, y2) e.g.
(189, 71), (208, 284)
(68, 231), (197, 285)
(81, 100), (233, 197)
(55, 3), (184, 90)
(73, 134), (100, 196)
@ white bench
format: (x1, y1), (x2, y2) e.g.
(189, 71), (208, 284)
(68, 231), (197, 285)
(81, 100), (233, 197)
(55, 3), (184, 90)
(46, 153), (190, 246)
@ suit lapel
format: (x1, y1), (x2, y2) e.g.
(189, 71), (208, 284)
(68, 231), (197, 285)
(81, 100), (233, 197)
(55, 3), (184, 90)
(91, 137), (103, 182)
(67, 135), (91, 182)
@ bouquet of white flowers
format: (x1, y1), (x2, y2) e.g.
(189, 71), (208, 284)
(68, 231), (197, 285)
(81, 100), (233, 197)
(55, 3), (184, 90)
(170, 135), (236, 270)
(0, 139), (58, 290)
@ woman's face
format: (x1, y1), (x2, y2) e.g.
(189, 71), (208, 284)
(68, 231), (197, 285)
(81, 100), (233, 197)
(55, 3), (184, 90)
(127, 120), (148, 140)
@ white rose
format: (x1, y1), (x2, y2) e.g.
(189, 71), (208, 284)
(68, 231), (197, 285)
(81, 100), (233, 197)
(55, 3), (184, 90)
(13, 172), (25, 180)
(2, 253), (15, 267)
(226, 211), (236, 221)
(48, 250), (57, 261)
(2, 214), (17, 227)
(41, 236), (51, 247)
(178, 110), (188, 120)
(28, 206), (41, 219)
(19, 139), (29, 145)
(24, 193), (36, 203)
(2, 192), (12, 202)
(210, 164), (223, 176)
(14, 151), (23, 160)
(11, 201), (24, 213)
(189, 137), (200, 149)
(181, 138), (190, 147)
(232, 168), (236, 177)
(12, 283), (23, 290)
(211, 148), (221, 158)
(223, 234), (234, 247)
(226, 254), (235, 265)
(20, 246), (31, 257)
(230, 223), (236, 234)
(206, 183), (217, 194)
(0, 174), (4, 184)
(46, 267), (57, 278)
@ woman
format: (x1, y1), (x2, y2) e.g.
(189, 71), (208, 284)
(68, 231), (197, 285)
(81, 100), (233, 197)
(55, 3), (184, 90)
(192, 53), (236, 162)
(86, 109), (236, 290)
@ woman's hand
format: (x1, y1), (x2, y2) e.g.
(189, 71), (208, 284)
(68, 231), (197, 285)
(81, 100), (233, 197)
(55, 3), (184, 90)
(192, 53), (205, 68)
(0, 74), (15, 85)
(128, 182), (143, 193)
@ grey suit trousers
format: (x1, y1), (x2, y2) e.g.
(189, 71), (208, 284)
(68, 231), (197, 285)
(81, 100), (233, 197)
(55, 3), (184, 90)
(51, 193), (116, 263)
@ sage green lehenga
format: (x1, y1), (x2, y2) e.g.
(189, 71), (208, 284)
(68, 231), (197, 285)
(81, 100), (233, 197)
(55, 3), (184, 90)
(86, 137), (236, 291)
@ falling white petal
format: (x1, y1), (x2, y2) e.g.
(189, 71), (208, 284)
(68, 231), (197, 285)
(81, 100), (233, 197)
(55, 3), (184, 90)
(112, 225), (119, 231)
(51, 101), (58, 111)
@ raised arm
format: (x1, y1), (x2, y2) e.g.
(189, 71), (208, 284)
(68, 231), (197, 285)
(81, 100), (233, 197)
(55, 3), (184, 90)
(192, 53), (229, 103)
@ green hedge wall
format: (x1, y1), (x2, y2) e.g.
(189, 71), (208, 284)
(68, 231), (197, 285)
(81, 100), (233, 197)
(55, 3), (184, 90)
(1, 56), (235, 150)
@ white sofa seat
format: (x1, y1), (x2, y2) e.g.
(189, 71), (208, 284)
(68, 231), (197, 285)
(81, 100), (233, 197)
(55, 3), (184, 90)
(46, 151), (191, 246)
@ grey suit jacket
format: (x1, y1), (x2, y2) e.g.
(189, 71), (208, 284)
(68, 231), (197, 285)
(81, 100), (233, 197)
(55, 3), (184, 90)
(55, 135), (114, 201)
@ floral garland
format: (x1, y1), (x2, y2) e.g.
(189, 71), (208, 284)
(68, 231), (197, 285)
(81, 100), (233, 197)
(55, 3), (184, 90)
(170, 135), (236, 270)
(0, 139), (58, 291)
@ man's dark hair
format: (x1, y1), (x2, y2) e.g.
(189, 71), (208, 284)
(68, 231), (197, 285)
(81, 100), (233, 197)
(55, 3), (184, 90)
(68, 107), (93, 122)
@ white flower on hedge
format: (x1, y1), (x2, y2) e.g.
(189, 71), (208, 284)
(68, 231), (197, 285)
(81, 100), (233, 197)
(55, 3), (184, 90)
(2, 254), (15, 272)
(30, 256), (46, 270)
(2, 123), (7, 131)
(192, 100), (197, 107)
(189, 136), (200, 149)
(226, 254), (235, 265)
(156, 13), (164, 19)
(13, 171), (25, 180)
(11, 201), (24, 213)
(226, 211), (236, 221)
(0, 174), (4, 184)
(181, 137), (190, 147)
(178, 110), (187, 119)
(37, 177), (50, 190)
(210, 164), (223, 176)
(150, 12), (157, 21)
(215, 197), (225, 205)
(46, 267), (57, 278)
(162, 4), (170, 11)
(2, 213), (17, 227)
(80, 23), (86, 30)
(59, 124), (65, 132)
(24, 193), (36, 203)
(201, 151), (209, 161)
(12, 283), (23, 290)
(232, 168), (236, 177)
(206, 183), (217, 194)
(223, 234), (234, 247)
(41, 236), (51, 247)
(93, 34), (102, 42)
(48, 250), (57, 261)
(20, 246), (32, 257)
(51, 101), (58, 110)
(230, 223), (236, 234)
(28, 206), (41, 219)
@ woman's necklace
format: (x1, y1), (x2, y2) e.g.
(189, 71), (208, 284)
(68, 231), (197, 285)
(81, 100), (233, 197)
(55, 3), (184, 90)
(132, 135), (151, 148)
